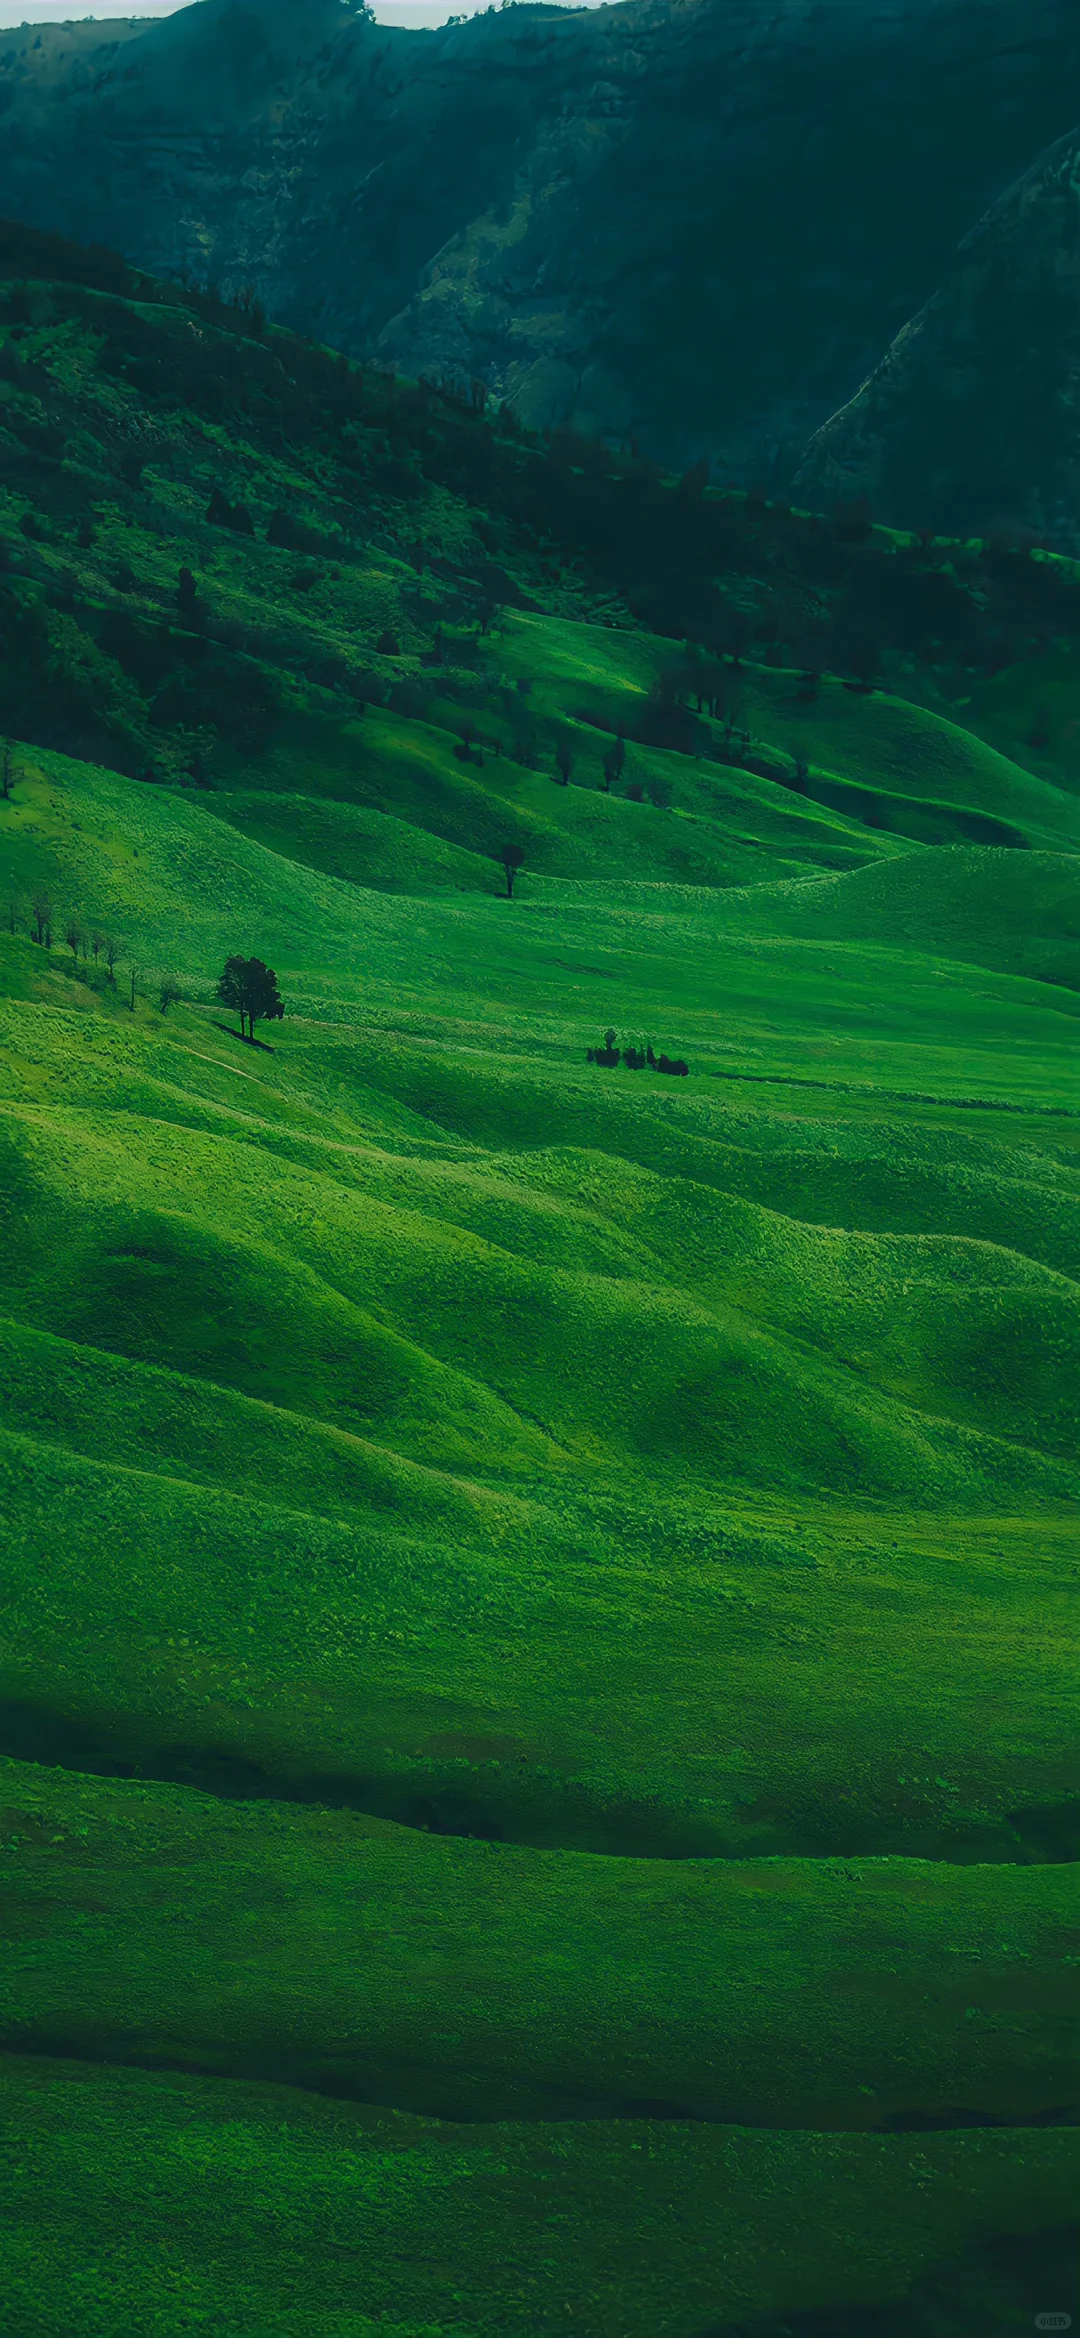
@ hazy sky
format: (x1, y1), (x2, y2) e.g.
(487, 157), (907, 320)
(0, 0), (567, 24)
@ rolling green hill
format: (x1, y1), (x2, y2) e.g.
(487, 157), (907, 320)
(0, 225), (1078, 2338)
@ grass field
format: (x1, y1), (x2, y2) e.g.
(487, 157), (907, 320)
(0, 227), (1078, 2337)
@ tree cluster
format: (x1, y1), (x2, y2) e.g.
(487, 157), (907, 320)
(586, 1029), (689, 1076)
(6, 901), (289, 1040)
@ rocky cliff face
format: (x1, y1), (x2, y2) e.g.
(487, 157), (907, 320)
(793, 127), (1080, 547)
(1, 0), (1079, 486)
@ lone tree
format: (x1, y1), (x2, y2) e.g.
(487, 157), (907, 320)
(844, 631), (881, 692)
(216, 954), (285, 1041)
(1, 740), (14, 801)
(158, 973), (182, 1013)
(498, 845), (525, 899)
(454, 718), (482, 766)
(217, 955), (248, 1034)
(553, 735), (574, 786)
(601, 734), (625, 793)
(511, 713), (538, 770)
(104, 934), (122, 985)
(32, 893), (52, 948)
(246, 958), (285, 1037)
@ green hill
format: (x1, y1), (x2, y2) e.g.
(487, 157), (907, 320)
(0, 225), (1078, 2338)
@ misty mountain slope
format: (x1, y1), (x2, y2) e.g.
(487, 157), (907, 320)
(793, 126), (1080, 546)
(0, 0), (1078, 480)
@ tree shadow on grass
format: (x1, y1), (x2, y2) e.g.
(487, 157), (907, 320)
(211, 1019), (276, 1052)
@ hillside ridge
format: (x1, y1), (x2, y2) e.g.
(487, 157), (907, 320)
(794, 123), (1080, 547)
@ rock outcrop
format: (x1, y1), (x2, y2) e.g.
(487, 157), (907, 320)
(0, 0), (1078, 484)
(793, 128), (1080, 546)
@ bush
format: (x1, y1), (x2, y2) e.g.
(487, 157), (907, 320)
(589, 1027), (621, 1067)
(206, 486), (254, 535)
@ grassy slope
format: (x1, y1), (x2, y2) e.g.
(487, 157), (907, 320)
(3, 2056), (1075, 2338)
(2, 1762), (1077, 2130)
(491, 612), (1080, 854)
(0, 231), (1078, 2338)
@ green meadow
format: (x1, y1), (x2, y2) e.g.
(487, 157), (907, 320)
(0, 225), (1078, 2335)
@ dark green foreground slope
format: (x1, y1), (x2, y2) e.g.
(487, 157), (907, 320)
(0, 228), (1078, 2337)
(2, 2054), (1075, 2338)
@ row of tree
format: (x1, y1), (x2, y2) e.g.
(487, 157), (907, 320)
(5, 889), (283, 1039)
(587, 1030), (690, 1076)
(2, 738), (284, 1033)
(456, 714), (673, 811)
(7, 889), (184, 1011)
(549, 733), (635, 793)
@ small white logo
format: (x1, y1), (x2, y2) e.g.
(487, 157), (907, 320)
(1035, 2316), (1072, 2331)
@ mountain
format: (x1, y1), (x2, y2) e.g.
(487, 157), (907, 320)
(793, 126), (1080, 549)
(0, 0), (1078, 483)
